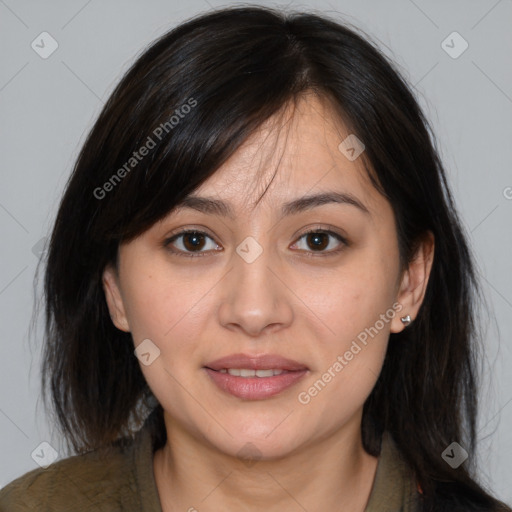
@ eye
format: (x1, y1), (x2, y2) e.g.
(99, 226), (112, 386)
(164, 230), (221, 257)
(291, 228), (347, 256)
(163, 227), (348, 258)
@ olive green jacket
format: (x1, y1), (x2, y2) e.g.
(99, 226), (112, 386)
(0, 415), (420, 511)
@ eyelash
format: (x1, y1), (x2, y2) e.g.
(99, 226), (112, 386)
(163, 227), (348, 259)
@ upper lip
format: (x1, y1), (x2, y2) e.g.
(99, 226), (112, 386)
(204, 353), (308, 371)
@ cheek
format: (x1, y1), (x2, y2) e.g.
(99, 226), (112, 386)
(124, 269), (211, 421)
(121, 263), (205, 343)
(297, 255), (396, 344)
(295, 279), (393, 425)
(293, 250), (396, 401)
(121, 264), (218, 402)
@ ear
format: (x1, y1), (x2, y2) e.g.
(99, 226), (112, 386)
(390, 231), (435, 333)
(102, 264), (130, 332)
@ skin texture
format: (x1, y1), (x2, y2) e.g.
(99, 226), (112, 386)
(103, 94), (434, 512)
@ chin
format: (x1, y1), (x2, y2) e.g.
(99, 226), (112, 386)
(219, 436), (299, 463)
(203, 419), (306, 461)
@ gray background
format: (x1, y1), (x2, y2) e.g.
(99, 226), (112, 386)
(1, 0), (511, 504)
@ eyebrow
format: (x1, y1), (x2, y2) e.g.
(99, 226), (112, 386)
(173, 191), (370, 219)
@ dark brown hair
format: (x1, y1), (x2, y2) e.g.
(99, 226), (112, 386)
(38, 5), (509, 511)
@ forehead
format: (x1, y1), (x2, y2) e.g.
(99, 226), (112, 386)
(177, 94), (388, 220)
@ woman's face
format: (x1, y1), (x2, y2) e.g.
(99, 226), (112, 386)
(103, 94), (432, 460)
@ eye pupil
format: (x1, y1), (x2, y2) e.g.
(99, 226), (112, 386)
(184, 232), (205, 251)
(307, 233), (328, 251)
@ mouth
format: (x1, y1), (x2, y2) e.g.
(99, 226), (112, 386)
(203, 353), (309, 400)
(215, 368), (291, 377)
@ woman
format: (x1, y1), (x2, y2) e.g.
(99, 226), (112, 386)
(0, 5), (509, 511)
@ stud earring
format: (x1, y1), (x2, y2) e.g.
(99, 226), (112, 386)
(400, 315), (412, 326)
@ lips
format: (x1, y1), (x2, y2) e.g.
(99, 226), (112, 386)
(204, 353), (308, 372)
(203, 353), (309, 400)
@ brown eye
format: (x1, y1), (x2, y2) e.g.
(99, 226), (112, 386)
(305, 232), (329, 251)
(165, 230), (220, 257)
(292, 229), (347, 255)
(182, 232), (207, 251)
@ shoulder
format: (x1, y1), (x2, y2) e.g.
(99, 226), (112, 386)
(0, 440), (139, 512)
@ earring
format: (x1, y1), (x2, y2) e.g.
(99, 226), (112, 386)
(400, 315), (412, 326)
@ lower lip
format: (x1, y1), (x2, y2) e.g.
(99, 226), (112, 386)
(204, 368), (308, 400)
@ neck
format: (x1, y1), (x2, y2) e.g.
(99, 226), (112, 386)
(153, 410), (379, 512)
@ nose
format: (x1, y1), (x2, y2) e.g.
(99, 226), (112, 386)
(217, 244), (294, 338)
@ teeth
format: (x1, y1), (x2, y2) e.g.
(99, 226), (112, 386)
(254, 369), (277, 377)
(219, 368), (285, 377)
